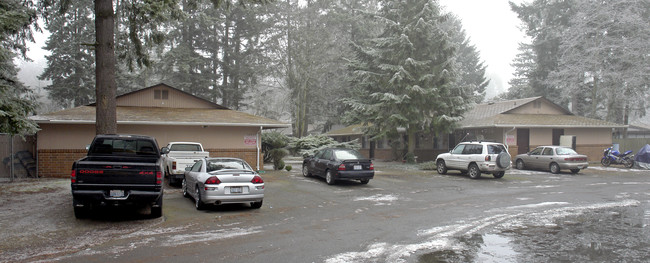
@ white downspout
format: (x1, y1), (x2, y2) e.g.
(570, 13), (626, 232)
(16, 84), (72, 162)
(257, 126), (262, 171)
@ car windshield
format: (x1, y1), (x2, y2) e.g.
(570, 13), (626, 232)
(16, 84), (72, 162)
(556, 147), (578, 155)
(487, 145), (507, 154)
(206, 159), (252, 172)
(170, 144), (201, 151)
(333, 149), (365, 160)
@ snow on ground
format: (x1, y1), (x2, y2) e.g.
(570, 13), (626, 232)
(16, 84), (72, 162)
(324, 199), (640, 263)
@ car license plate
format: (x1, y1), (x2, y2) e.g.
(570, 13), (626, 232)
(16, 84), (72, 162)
(110, 190), (124, 197)
(354, 165), (362, 170)
(230, 187), (242, 194)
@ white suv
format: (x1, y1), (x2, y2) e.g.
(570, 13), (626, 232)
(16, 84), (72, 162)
(435, 141), (511, 179)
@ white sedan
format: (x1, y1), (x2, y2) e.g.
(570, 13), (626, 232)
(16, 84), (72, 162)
(183, 158), (264, 210)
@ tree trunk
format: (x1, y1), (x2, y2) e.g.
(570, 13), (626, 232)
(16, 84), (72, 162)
(94, 0), (117, 135)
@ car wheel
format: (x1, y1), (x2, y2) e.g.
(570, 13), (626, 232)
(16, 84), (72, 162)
(436, 160), (447, 174)
(468, 164), (481, 179)
(359, 178), (370, 184)
(195, 186), (206, 210)
(601, 158), (611, 167)
(516, 159), (525, 170)
(325, 170), (336, 185)
(550, 163), (561, 174)
(251, 200), (263, 209)
(570, 168), (580, 174)
(182, 178), (190, 198)
(302, 165), (310, 177)
(493, 171), (505, 179)
(150, 197), (162, 218)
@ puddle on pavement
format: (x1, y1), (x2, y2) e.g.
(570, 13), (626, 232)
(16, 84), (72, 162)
(418, 204), (650, 262)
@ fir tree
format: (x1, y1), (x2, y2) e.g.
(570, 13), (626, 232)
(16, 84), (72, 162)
(344, 0), (469, 158)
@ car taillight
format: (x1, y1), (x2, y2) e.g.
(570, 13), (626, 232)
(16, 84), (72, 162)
(71, 170), (76, 183)
(205, 176), (221, 185)
(251, 175), (264, 184)
(156, 171), (162, 184)
(370, 163), (374, 170)
(338, 164), (346, 171)
(565, 157), (586, 161)
(172, 161), (176, 170)
(485, 155), (492, 161)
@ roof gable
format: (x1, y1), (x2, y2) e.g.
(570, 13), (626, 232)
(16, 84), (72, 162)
(93, 83), (228, 109)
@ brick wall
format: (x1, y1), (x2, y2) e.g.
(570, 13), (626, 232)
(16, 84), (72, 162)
(38, 149), (87, 178)
(38, 148), (263, 178)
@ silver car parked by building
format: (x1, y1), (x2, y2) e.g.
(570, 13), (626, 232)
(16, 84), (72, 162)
(514, 146), (588, 174)
(183, 157), (264, 210)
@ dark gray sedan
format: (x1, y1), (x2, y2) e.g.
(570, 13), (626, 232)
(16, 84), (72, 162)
(514, 146), (589, 174)
(302, 148), (374, 185)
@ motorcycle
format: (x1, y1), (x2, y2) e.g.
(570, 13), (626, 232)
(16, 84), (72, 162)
(601, 147), (634, 168)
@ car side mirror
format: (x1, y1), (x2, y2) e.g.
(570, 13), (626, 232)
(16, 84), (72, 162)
(161, 147), (170, 154)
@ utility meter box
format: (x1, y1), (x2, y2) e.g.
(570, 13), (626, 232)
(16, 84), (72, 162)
(560, 135), (577, 149)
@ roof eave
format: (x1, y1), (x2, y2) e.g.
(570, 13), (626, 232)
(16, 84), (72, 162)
(34, 119), (290, 129)
(460, 124), (627, 129)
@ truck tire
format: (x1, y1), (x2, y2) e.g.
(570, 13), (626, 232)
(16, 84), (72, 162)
(150, 197), (163, 218)
(73, 199), (89, 219)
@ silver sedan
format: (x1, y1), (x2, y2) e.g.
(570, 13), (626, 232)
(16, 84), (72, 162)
(514, 146), (589, 174)
(183, 157), (264, 210)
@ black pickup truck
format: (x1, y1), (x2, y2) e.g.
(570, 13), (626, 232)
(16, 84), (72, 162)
(71, 134), (164, 218)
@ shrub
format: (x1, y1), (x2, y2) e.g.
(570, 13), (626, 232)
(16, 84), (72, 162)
(262, 131), (290, 170)
(275, 160), (285, 171)
(285, 165), (292, 171)
(404, 152), (416, 164)
(289, 134), (361, 157)
(419, 161), (437, 170)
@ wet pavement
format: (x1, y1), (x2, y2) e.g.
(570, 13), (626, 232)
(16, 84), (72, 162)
(1, 162), (649, 262)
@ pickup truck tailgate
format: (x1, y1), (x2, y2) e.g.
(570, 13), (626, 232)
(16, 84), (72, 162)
(75, 156), (161, 185)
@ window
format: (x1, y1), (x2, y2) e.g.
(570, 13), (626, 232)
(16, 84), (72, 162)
(463, 144), (482, 154)
(154, 89), (169, 100)
(170, 144), (202, 151)
(333, 149), (365, 160)
(452, 144), (465, 154)
(487, 145), (507, 154)
(322, 149), (333, 160)
(529, 147), (543, 155)
(191, 160), (202, 172)
(542, 148), (554, 155)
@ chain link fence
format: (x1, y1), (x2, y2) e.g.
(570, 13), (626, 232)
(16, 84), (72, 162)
(0, 134), (37, 182)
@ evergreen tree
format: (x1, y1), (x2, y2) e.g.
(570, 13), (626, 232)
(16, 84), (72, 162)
(444, 14), (488, 104)
(547, 0), (650, 123)
(501, 42), (536, 100)
(39, 0), (95, 109)
(344, 0), (467, 157)
(0, 0), (39, 135)
(509, 0), (576, 105)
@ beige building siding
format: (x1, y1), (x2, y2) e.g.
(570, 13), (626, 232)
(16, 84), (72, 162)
(117, 86), (216, 109)
(37, 124), (261, 150)
(36, 123), (265, 177)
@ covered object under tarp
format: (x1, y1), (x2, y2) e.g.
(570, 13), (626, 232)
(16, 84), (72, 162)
(634, 144), (650, 169)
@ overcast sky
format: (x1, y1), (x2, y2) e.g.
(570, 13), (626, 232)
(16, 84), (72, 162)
(17, 0), (529, 100)
(439, 0), (528, 98)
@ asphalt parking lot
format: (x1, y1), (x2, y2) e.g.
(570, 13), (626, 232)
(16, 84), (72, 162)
(1, 162), (649, 262)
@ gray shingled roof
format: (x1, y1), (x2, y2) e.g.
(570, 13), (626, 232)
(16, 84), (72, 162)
(459, 97), (624, 128)
(31, 106), (289, 128)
